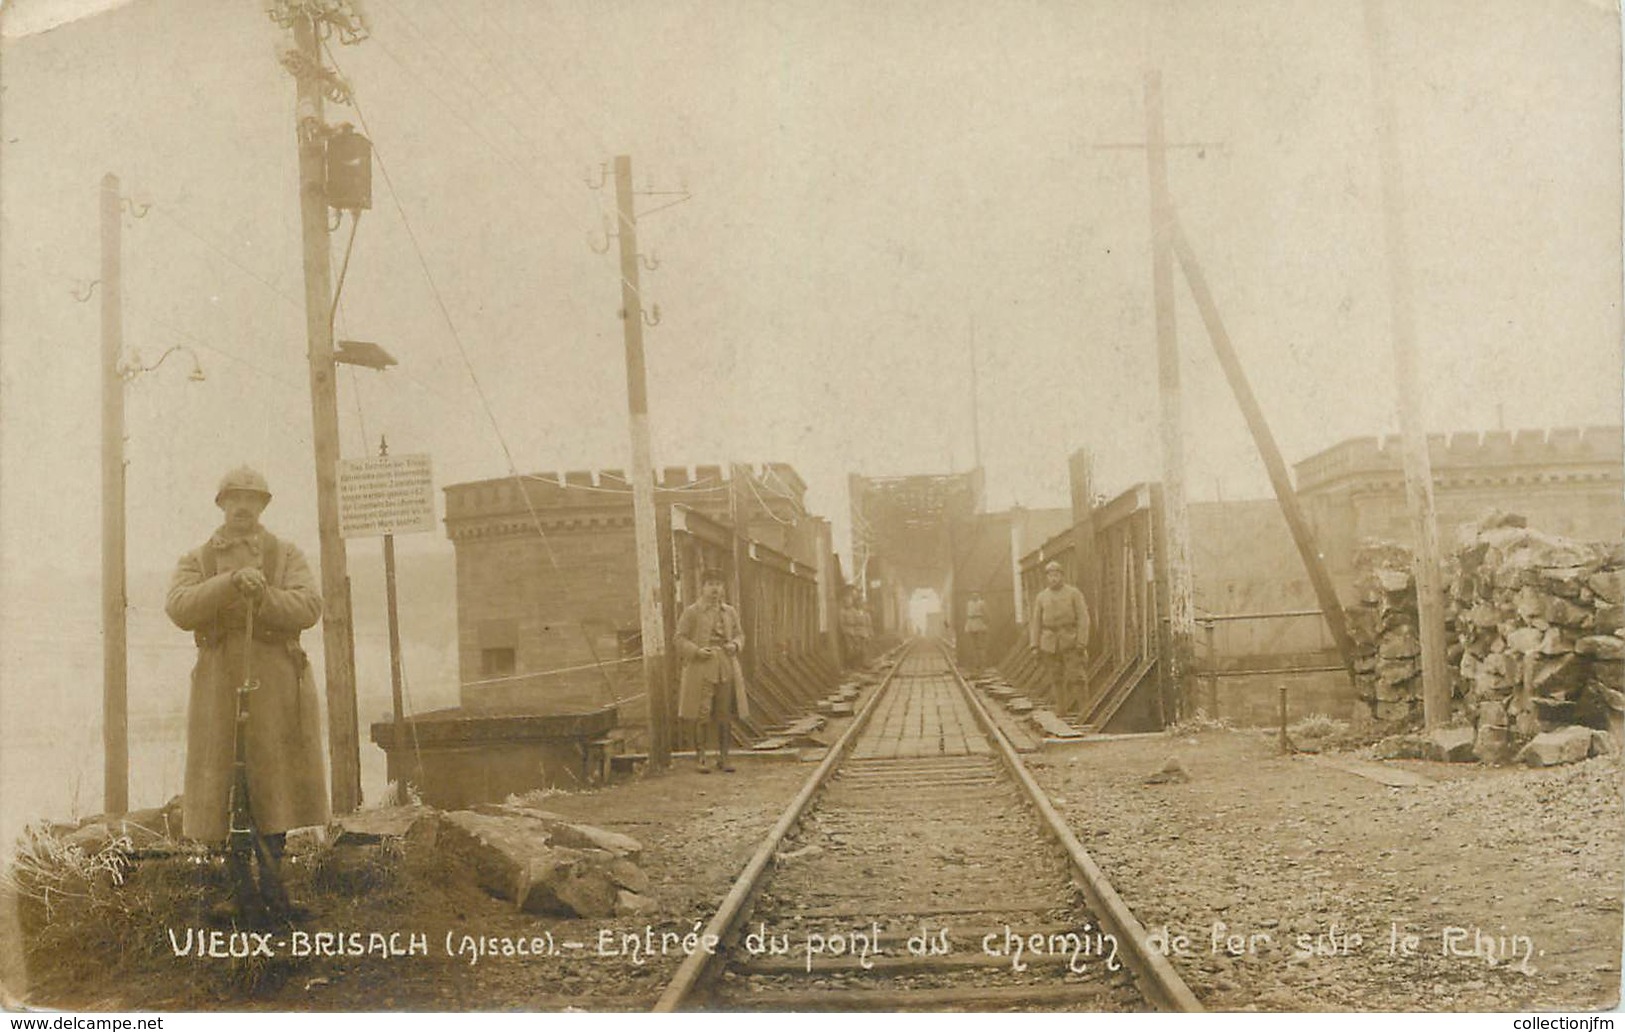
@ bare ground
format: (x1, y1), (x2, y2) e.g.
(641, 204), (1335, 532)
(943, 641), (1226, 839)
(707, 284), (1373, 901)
(1028, 729), (1624, 1012)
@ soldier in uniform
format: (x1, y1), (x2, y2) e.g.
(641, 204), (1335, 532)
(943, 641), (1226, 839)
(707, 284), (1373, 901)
(962, 590), (990, 671)
(675, 568), (750, 773)
(839, 585), (868, 669)
(1030, 560), (1090, 712)
(166, 467), (329, 922)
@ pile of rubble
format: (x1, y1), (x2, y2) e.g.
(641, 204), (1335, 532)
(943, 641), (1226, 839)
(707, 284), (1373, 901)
(332, 803), (654, 918)
(44, 800), (656, 920)
(1349, 540), (1426, 726)
(1350, 512), (1624, 765)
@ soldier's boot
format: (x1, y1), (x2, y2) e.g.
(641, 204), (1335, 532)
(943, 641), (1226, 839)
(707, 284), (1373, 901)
(256, 833), (308, 926)
(209, 846), (269, 927)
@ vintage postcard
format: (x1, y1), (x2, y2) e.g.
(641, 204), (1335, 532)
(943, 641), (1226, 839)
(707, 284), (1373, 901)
(1, 0), (1620, 1020)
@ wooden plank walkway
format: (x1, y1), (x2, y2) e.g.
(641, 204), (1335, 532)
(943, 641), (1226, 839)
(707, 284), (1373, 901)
(850, 656), (992, 760)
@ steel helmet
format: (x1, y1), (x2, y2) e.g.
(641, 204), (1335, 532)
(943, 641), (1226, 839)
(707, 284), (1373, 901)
(215, 465), (272, 506)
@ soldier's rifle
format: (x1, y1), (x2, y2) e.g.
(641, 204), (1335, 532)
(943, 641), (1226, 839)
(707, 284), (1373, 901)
(227, 600), (291, 920)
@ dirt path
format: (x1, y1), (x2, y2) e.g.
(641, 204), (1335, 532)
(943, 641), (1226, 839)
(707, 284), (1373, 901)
(1030, 729), (1623, 1011)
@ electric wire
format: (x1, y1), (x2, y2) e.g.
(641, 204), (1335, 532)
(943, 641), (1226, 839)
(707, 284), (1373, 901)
(148, 203), (304, 311)
(423, 0), (612, 159)
(371, 0), (604, 206)
(358, 19), (598, 242)
(326, 42), (563, 569)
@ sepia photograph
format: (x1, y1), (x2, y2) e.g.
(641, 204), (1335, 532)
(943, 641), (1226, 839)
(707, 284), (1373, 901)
(0, 0), (1621, 1018)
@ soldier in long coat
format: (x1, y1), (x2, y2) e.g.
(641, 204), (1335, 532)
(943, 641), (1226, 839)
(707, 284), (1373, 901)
(962, 590), (990, 671)
(166, 467), (329, 911)
(839, 586), (870, 668)
(1030, 560), (1091, 712)
(675, 568), (750, 772)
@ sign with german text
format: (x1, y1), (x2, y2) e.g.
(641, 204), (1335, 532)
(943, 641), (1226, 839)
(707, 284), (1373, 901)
(338, 454), (435, 537)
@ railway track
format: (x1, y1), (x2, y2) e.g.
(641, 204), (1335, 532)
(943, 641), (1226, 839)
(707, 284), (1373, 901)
(653, 639), (1201, 1012)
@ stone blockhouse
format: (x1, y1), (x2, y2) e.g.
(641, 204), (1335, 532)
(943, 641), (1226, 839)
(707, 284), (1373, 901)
(1294, 426), (1623, 590)
(442, 464), (817, 714)
(1184, 426), (1622, 695)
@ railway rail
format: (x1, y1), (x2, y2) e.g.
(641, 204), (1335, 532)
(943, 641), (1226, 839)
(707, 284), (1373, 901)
(652, 638), (1201, 1012)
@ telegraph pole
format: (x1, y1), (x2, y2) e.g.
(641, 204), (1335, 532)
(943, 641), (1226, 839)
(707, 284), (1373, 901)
(100, 173), (127, 817)
(289, 9), (361, 810)
(1145, 70), (1197, 717)
(1364, 0), (1451, 726)
(612, 154), (672, 768)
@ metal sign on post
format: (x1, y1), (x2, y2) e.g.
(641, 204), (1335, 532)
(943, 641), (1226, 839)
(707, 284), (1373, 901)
(338, 453), (435, 538)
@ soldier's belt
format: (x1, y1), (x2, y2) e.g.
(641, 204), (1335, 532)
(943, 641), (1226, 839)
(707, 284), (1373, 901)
(195, 624), (301, 650)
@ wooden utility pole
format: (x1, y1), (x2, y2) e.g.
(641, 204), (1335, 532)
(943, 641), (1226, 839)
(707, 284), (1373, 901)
(100, 173), (128, 817)
(612, 154), (672, 768)
(1170, 223), (1360, 678)
(1364, 0), (1451, 726)
(968, 318), (983, 482)
(378, 436), (413, 788)
(291, 11), (361, 810)
(727, 462), (754, 686)
(1144, 70), (1197, 716)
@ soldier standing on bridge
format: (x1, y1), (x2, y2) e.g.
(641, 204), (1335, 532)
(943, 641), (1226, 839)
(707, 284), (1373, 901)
(165, 467), (329, 923)
(962, 590), (989, 671)
(676, 568), (750, 773)
(839, 585), (870, 669)
(1031, 560), (1090, 712)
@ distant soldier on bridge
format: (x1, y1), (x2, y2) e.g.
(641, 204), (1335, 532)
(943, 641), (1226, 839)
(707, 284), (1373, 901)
(1030, 560), (1090, 712)
(839, 585), (871, 669)
(962, 590), (989, 671)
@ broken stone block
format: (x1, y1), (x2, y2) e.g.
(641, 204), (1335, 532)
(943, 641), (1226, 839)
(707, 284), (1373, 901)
(1377, 658), (1420, 685)
(435, 811), (631, 918)
(1513, 725), (1594, 767)
(1589, 730), (1617, 758)
(1537, 627), (1575, 656)
(1426, 727), (1477, 762)
(1539, 566), (1588, 598)
(1374, 701), (1416, 724)
(551, 862), (621, 918)
(1514, 586), (1554, 623)
(1594, 604), (1623, 635)
(1513, 709), (1542, 738)
(1574, 683), (1623, 731)
(472, 804), (644, 857)
(1531, 697), (1578, 729)
(1549, 597), (1595, 628)
(1529, 654), (1586, 697)
(331, 805), (433, 845)
(1476, 700), (1508, 728)
(1587, 570), (1624, 605)
(1375, 735), (1431, 760)
(1466, 603), (1502, 630)
(606, 856), (650, 895)
(1379, 630), (1421, 660)
(1473, 724), (1515, 765)
(1576, 636), (1625, 662)
(616, 890), (657, 916)
(1505, 627), (1544, 654)
(1376, 568), (1413, 593)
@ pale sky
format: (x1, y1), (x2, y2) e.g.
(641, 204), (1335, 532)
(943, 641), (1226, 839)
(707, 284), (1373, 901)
(1, 0), (1620, 583)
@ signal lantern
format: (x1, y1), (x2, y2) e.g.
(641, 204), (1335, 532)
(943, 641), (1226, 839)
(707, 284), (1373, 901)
(325, 123), (372, 211)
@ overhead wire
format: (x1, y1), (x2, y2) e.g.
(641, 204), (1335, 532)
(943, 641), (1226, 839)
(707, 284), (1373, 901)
(371, 0), (605, 205)
(325, 40), (562, 569)
(422, 0), (612, 159)
(358, 13), (600, 243)
(148, 202), (305, 311)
